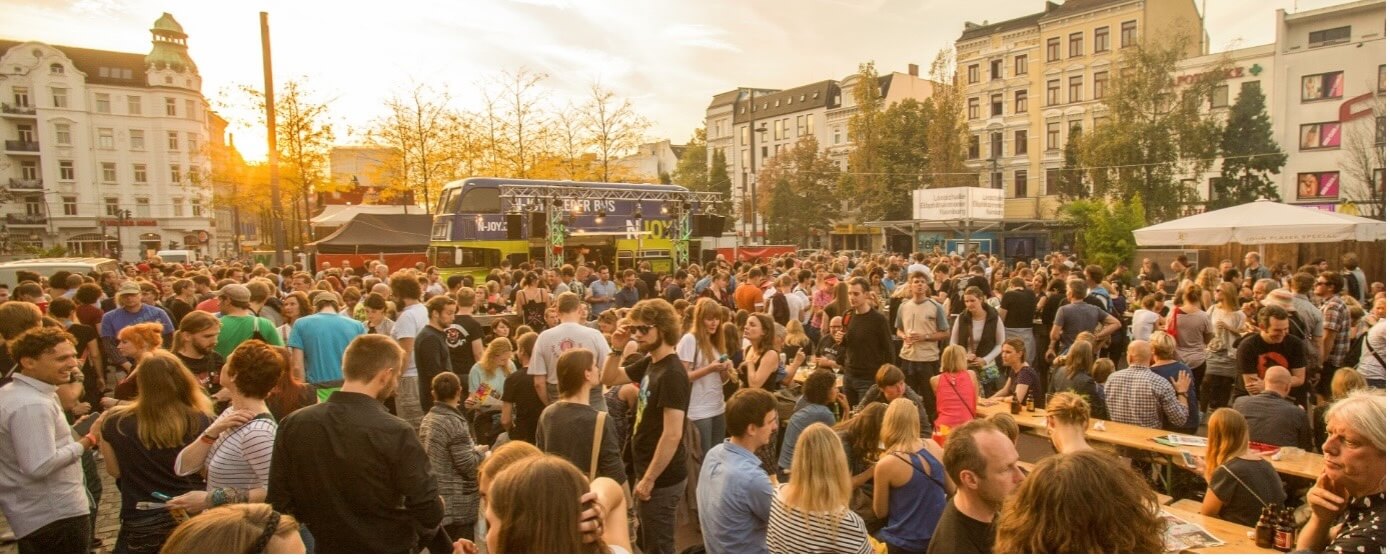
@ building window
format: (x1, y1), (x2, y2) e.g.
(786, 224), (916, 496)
(1379, 65), (1386, 94)
(1047, 38), (1060, 62)
(172, 197), (184, 217)
(1378, 117), (1386, 146)
(1242, 81), (1261, 95)
(128, 95), (141, 115)
(165, 97), (177, 116)
(805, 114), (815, 135)
(94, 93), (111, 114)
(1046, 122), (1060, 150)
(1068, 120), (1083, 137)
(170, 165), (181, 184)
(24, 199), (41, 217)
(796, 115), (805, 137)
(104, 197), (119, 217)
(1308, 26), (1351, 48)
(191, 198), (203, 217)
(968, 97), (980, 119)
(1014, 170), (1028, 198)
(133, 163), (147, 183)
(51, 87), (67, 108)
(968, 64), (979, 84)
(1015, 129), (1028, 155)
(49, 63), (64, 75)
(185, 99), (196, 120)
(990, 59), (1003, 80)
(54, 122), (71, 145)
(101, 162), (117, 183)
(130, 129), (145, 150)
(58, 160), (74, 180)
(781, 118), (789, 139)
(1296, 171), (1339, 200)
(1121, 20), (1137, 47)
(968, 135), (980, 159)
(1094, 71), (1109, 99)
(1301, 71), (1344, 101)
(1068, 76), (1083, 103)
(1014, 54), (1027, 75)
(990, 94), (1003, 117)
(12, 86), (29, 108)
(1299, 122), (1342, 150)
(1014, 90), (1028, 113)
(1095, 26), (1110, 53)
(187, 133), (199, 153)
(1045, 168), (1059, 196)
(833, 129), (841, 145)
(1211, 84), (1229, 108)
(135, 197), (150, 218)
(167, 131), (179, 151)
(990, 171), (1003, 189)
(1046, 80), (1060, 106)
(19, 161), (37, 180)
(990, 132), (1003, 159)
(62, 196), (76, 216)
(1069, 32), (1083, 57)
(97, 128), (114, 149)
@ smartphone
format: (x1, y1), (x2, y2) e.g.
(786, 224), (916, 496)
(1180, 450), (1197, 468)
(718, 354), (728, 363)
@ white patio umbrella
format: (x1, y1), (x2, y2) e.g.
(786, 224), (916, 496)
(1133, 199), (1385, 247)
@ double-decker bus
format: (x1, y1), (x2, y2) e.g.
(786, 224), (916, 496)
(429, 177), (708, 281)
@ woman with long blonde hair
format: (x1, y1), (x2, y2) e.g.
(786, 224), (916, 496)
(160, 503), (304, 553)
(96, 351), (214, 552)
(871, 398), (950, 553)
(768, 423), (873, 553)
(680, 298), (731, 453)
(1196, 409), (1285, 527)
(468, 337), (514, 406)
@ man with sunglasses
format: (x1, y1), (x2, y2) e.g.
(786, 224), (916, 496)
(600, 299), (689, 554)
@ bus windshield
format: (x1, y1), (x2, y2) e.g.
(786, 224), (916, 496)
(458, 187), (500, 213)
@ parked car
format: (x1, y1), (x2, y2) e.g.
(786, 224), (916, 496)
(0, 257), (122, 287)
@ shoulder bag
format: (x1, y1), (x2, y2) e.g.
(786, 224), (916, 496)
(588, 411), (608, 481)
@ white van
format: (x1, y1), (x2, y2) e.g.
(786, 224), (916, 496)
(0, 257), (122, 287)
(156, 250), (198, 263)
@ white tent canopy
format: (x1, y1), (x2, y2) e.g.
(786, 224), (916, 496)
(311, 204), (427, 228)
(1134, 199), (1386, 246)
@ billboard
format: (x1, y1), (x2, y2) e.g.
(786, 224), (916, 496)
(912, 187), (1004, 221)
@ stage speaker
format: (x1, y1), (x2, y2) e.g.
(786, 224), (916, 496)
(505, 214), (524, 240)
(693, 215), (725, 237)
(530, 212), (548, 237)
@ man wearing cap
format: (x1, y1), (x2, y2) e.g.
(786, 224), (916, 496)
(98, 281), (175, 374)
(213, 283), (282, 358)
(288, 291), (366, 401)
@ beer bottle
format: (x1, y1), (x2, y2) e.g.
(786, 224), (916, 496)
(1254, 505), (1275, 549)
(1025, 393), (1035, 412)
(1273, 507), (1294, 552)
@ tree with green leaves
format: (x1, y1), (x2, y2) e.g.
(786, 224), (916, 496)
(708, 148), (733, 222)
(846, 61), (885, 221)
(1060, 195), (1146, 270)
(672, 128), (708, 191)
(1211, 83), (1286, 209)
(756, 136), (839, 245)
(1056, 127), (1088, 201)
(236, 79), (336, 248)
(1076, 33), (1225, 222)
(871, 98), (930, 220)
(922, 49), (970, 188)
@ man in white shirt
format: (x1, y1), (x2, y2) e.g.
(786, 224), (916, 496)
(390, 271), (428, 427)
(529, 292), (610, 410)
(0, 327), (95, 553)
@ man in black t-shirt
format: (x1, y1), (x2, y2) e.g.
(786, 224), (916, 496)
(1234, 305), (1307, 399)
(930, 420), (1023, 553)
(998, 278), (1037, 365)
(445, 288), (485, 375)
(600, 298), (690, 554)
(415, 296), (456, 412)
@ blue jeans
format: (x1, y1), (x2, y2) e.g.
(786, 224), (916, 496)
(636, 479), (686, 554)
(692, 415), (726, 454)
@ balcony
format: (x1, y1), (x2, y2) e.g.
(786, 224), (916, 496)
(6, 213), (48, 226)
(8, 178), (41, 191)
(0, 103), (36, 119)
(4, 140), (40, 153)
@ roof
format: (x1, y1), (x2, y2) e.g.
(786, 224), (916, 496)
(311, 204), (428, 228)
(959, 7), (1051, 41)
(310, 213), (433, 253)
(151, 13), (186, 37)
(732, 80), (839, 124)
(0, 39), (149, 88)
(1038, 0), (1133, 23)
(708, 89), (742, 109)
(671, 145), (688, 161)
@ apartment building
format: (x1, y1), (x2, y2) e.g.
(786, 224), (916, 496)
(0, 13), (216, 258)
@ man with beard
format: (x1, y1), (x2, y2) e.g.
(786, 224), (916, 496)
(929, 420), (1026, 553)
(267, 335), (443, 553)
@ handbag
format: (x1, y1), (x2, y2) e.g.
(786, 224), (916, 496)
(588, 411), (608, 481)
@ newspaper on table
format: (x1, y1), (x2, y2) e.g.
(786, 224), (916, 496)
(1157, 434), (1209, 447)
(1160, 510), (1225, 552)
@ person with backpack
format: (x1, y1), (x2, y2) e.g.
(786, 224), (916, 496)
(213, 284), (282, 358)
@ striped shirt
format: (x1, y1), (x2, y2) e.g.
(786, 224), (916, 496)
(207, 408), (276, 491)
(766, 488), (873, 554)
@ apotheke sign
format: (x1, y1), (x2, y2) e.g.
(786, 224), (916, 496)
(1172, 64), (1260, 86)
(912, 187), (1004, 221)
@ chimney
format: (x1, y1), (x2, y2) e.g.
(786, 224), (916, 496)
(908, 63), (919, 77)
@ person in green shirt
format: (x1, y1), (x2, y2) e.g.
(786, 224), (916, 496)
(213, 284), (282, 358)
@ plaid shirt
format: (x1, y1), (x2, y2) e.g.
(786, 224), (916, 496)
(1105, 365), (1187, 429)
(1322, 296), (1350, 367)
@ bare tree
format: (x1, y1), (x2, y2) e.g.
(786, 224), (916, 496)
(496, 68), (551, 178)
(366, 83), (468, 212)
(1339, 94), (1385, 219)
(237, 79), (336, 248)
(583, 82), (651, 182)
(552, 103), (594, 180)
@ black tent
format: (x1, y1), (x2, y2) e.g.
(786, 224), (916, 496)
(310, 213), (433, 253)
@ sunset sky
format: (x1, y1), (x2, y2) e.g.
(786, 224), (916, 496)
(0, 0), (1362, 163)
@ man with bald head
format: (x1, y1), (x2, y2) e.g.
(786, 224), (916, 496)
(1105, 340), (1191, 428)
(1233, 366), (1314, 451)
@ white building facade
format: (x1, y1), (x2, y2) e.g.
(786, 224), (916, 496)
(0, 13), (215, 259)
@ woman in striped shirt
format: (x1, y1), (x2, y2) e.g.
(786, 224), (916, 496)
(168, 340), (283, 513)
(767, 423), (873, 553)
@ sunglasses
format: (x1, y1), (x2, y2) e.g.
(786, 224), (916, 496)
(628, 324), (654, 336)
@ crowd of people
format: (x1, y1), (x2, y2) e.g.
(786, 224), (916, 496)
(0, 247), (1382, 554)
